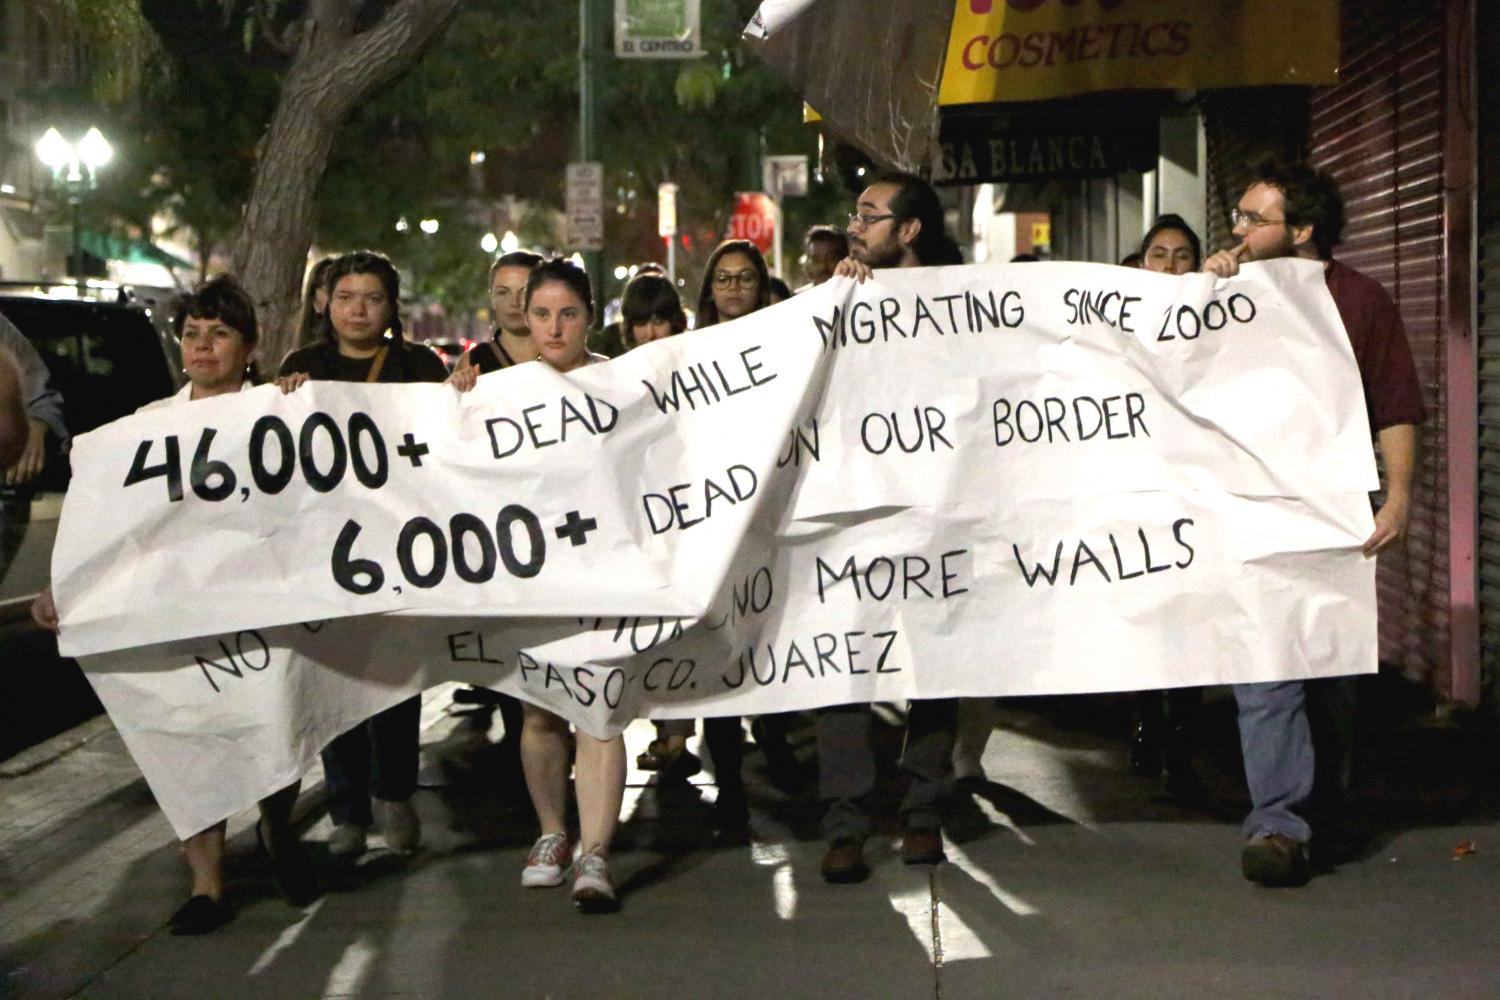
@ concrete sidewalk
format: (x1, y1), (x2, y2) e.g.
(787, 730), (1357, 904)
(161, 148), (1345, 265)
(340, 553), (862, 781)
(2, 685), (1497, 1000)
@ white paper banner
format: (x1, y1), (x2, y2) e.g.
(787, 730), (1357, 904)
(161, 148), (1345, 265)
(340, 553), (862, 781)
(54, 260), (1379, 838)
(743, 0), (820, 40)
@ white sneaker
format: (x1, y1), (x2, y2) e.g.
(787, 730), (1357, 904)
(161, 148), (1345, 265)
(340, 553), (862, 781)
(376, 797), (421, 852)
(328, 823), (368, 858)
(571, 850), (618, 913)
(521, 833), (572, 887)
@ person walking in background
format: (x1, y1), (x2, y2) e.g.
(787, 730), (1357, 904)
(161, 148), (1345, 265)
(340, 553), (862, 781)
(457, 250), (544, 374)
(295, 254), (339, 347)
(448, 249), (545, 794)
(620, 271), (687, 348)
(0, 311), (66, 486)
(0, 347), (26, 468)
(800, 225), (849, 289)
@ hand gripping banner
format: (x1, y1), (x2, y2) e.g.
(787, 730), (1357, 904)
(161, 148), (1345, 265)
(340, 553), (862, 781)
(52, 260), (1379, 837)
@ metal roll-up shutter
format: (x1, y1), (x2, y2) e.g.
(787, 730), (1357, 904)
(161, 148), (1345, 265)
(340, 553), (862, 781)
(1309, 0), (1450, 689)
(1476, 1), (1500, 706)
(1202, 88), (1310, 253)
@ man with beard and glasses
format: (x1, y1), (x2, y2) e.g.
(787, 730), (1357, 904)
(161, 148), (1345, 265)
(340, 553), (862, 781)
(818, 172), (963, 884)
(1202, 159), (1424, 888)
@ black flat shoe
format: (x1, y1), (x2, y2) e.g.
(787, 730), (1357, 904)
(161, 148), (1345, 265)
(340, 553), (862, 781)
(259, 818), (322, 907)
(169, 894), (234, 935)
(712, 787), (751, 845)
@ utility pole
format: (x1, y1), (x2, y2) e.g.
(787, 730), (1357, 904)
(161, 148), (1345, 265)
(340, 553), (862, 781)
(579, 0), (605, 302)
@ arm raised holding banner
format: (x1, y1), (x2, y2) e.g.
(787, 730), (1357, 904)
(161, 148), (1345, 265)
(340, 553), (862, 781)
(1207, 159), (1425, 889)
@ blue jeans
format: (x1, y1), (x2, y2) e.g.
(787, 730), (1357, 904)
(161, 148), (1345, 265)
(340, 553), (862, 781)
(1233, 681), (1314, 842)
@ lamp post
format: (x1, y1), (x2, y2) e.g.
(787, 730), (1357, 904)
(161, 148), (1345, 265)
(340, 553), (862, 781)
(34, 126), (112, 293)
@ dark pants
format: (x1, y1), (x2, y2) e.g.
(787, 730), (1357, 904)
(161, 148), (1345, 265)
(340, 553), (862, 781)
(704, 716), (745, 793)
(321, 695), (421, 827)
(816, 699), (956, 843)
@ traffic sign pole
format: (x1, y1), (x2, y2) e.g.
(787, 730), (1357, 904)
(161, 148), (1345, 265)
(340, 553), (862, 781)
(579, 0), (605, 303)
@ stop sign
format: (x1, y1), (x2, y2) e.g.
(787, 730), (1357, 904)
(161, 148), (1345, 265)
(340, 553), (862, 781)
(725, 192), (777, 254)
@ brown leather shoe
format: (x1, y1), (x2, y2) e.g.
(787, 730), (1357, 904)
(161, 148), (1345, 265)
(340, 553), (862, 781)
(901, 827), (945, 866)
(1241, 833), (1310, 887)
(820, 839), (870, 884)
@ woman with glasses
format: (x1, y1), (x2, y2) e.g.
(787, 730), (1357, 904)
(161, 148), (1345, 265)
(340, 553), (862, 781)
(694, 239), (771, 328)
(689, 239), (805, 838)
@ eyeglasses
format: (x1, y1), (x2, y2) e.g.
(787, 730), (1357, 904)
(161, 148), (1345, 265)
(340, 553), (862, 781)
(848, 212), (898, 229)
(1230, 207), (1287, 228)
(712, 269), (759, 289)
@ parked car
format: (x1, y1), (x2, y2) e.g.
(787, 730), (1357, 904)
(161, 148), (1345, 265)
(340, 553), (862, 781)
(0, 291), (179, 760)
(421, 338), (470, 371)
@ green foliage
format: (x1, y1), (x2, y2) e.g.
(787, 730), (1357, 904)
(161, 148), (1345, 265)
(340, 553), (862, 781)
(62, 0), (161, 102)
(59, 0), (855, 311)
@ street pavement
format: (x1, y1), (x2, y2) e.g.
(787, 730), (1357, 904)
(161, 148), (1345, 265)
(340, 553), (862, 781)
(1, 682), (1496, 1000)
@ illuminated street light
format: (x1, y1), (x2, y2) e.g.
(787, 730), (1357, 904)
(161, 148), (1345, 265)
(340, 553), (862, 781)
(419, 218), (440, 235)
(35, 129), (71, 176)
(500, 230), (520, 254)
(395, 216), (411, 233)
(612, 265), (628, 280)
(480, 232), (499, 254)
(34, 125), (114, 291)
(78, 127), (113, 172)
(469, 150), (487, 165)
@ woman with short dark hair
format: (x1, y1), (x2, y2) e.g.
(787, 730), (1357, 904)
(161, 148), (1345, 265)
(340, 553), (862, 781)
(622, 272), (688, 346)
(34, 275), (318, 935)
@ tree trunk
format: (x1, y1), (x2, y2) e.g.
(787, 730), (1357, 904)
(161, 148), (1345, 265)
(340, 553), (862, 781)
(230, 0), (462, 367)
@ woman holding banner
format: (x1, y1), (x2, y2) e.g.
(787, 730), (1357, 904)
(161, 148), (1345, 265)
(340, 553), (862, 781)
(687, 241), (804, 836)
(33, 276), (319, 935)
(277, 251), (448, 859)
(449, 258), (623, 911)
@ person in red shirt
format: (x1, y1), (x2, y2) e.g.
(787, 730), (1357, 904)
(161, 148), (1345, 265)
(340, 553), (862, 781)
(1203, 159), (1425, 887)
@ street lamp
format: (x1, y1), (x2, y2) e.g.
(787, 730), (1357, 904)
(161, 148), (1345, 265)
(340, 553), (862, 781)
(34, 126), (113, 292)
